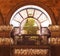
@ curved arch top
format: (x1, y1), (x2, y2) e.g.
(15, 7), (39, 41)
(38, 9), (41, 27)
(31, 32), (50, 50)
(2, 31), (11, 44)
(6, 2), (56, 25)
(10, 5), (52, 27)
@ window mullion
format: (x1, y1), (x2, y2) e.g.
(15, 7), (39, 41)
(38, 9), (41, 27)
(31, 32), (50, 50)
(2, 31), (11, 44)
(18, 12), (24, 19)
(40, 19), (48, 23)
(13, 19), (21, 23)
(37, 12), (43, 19)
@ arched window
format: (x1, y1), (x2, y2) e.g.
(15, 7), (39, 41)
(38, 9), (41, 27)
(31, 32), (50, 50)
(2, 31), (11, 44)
(10, 5), (52, 35)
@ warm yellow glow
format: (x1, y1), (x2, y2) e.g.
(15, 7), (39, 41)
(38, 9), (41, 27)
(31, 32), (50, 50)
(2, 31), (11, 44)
(0, 25), (13, 31)
(26, 18), (38, 26)
(14, 49), (48, 55)
(48, 38), (60, 45)
(0, 38), (14, 45)
(48, 25), (60, 31)
(27, 9), (34, 16)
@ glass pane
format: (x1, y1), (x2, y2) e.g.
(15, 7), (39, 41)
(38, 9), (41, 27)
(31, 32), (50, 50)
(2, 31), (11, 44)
(21, 19), (27, 30)
(13, 14), (23, 22)
(34, 10), (41, 19)
(38, 14), (47, 22)
(21, 30), (27, 34)
(10, 5), (52, 27)
(37, 30), (41, 35)
(27, 9), (34, 16)
(35, 20), (40, 29)
(14, 27), (20, 35)
(21, 18), (39, 34)
(10, 20), (20, 27)
(21, 19), (27, 34)
(41, 20), (49, 27)
(20, 10), (27, 19)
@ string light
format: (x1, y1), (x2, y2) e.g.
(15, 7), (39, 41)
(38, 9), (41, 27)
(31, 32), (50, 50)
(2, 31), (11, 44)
(14, 49), (48, 55)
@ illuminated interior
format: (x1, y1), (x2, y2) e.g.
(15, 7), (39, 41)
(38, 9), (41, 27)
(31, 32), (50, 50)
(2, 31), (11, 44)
(0, 1), (60, 56)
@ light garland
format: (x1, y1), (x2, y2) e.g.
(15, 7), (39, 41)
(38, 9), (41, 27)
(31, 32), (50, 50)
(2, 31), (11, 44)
(14, 49), (48, 55)
(0, 38), (14, 45)
(48, 38), (60, 45)
(48, 25), (60, 31)
(0, 37), (60, 45)
(0, 25), (13, 31)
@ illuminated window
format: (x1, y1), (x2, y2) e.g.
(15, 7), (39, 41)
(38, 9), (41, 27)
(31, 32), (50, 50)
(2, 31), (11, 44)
(10, 5), (52, 27)
(10, 5), (52, 35)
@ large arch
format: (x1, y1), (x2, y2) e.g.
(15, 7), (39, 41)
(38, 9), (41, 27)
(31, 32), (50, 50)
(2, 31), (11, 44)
(6, 1), (56, 25)
(10, 5), (52, 27)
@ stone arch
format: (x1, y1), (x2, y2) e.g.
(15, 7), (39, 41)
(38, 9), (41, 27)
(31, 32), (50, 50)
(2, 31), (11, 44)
(6, 1), (56, 25)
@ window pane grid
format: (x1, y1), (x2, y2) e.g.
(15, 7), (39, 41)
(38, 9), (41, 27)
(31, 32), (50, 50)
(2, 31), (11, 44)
(27, 9), (34, 16)
(38, 14), (48, 23)
(10, 5), (52, 33)
(37, 12), (43, 19)
(34, 10), (42, 19)
(19, 10), (27, 19)
(18, 12), (25, 19)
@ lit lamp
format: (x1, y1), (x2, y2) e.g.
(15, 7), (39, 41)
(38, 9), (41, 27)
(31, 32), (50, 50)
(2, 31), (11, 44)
(41, 27), (51, 45)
